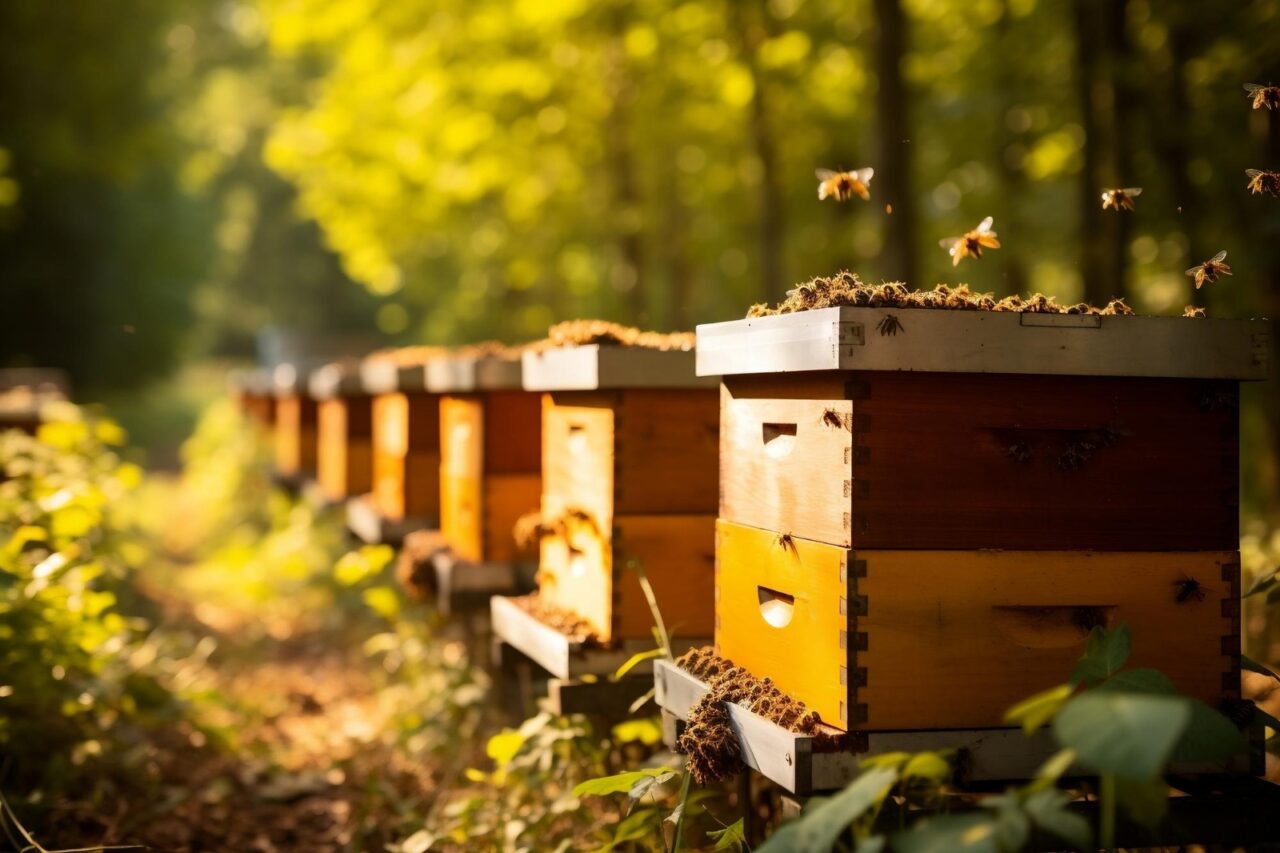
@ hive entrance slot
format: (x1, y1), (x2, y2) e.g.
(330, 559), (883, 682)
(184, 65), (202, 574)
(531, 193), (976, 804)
(757, 586), (795, 628)
(762, 423), (798, 458)
(992, 604), (1115, 648)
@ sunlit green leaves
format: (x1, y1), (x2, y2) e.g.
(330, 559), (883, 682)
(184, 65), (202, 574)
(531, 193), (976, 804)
(708, 817), (746, 850)
(756, 766), (898, 852)
(1069, 623), (1131, 687)
(1053, 692), (1189, 779)
(571, 765), (675, 799)
(1003, 683), (1072, 734)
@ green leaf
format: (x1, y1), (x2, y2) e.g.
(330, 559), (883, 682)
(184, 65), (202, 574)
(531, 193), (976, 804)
(362, 586), (400, 620)
(708, 818), (746, 851)
(572, 766), (675, 798)
(1242, 654), (1280, 683)
(893, 813), (1000, 853)
(902, 751), (953, 785)
(629, 770), (678, 811)
(611, 717), (663, 746)
(756, 766), (898, 853)
(1021, 789), (1092, 850)
(1170, 699), (1248, 764)
(1092, 668), (1176, 695)
(613, 647), (664, 680)
(1070, 624), (1131, 686)
(628, 686), (656, 714)
(1244, 570), (1278, 598)
(1115, 777), (1169, 828)
(857, 751), (911, 772)
(1053, 692), (1190, 779)
(1028, 749), (1077, 791)
(1003, 683), (1072, 734)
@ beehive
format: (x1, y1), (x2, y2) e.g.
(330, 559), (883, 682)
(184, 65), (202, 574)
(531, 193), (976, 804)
(311, 362), (373, 503)
(696, 305), (1271, 733)
(234, 367), (276, 428)
(0, 368), (69, 435)
(360, 348), (444, 524)
(428, 349), (541, 565)
(521, 339), (720, 643)
(271, 365), (318, 481)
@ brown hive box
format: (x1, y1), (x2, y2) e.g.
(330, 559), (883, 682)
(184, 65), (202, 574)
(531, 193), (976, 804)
(0, 368), (70, 435)
(271, 365), (318, 481)
(428, 349), (541, 566)
(521, 337), (720, 644)
(359, 348), (445, 525)
(233, 368), (276, 428)
(696, 305), (1271, 733)
(311, 362), (374, 503)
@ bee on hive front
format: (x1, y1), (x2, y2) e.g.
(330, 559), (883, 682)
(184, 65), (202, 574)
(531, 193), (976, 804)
(1186, 250), (1231, 290)
(1172, 574), (1207, 603)
(816, 167), (874, 201)
(1246, 169), (1280, 198)
(1244, 83), (1280, 110)
(1101, 187), (1142, 211)
(940, 216), (1001, 266)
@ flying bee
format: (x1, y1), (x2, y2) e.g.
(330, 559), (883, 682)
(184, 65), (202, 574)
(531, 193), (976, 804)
(1173, 574), (1207, 603)
(817, 167), (874, 202)
(1245, 83), (1280, 111)
(1101, 187), (1142, 211)
(822, 409), (846, 429)
(1246, 169), (1280, 198)
(775, 533), (797, 554)
(940, 216), (1001, 267)
(1186, 250), (1231, 290)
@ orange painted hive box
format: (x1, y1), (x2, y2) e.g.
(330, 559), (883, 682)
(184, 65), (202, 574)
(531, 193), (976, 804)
(696, 302), (1271, 733)
(427, 348), (542, 566)
(360, 347), (446, 524)
(521, 326), (721, 644)
(271, 365), (318, 480)
(310, 361), (374, 504)
(235, 367), (277, 429)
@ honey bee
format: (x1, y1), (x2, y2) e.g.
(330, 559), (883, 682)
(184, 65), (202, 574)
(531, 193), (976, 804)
(940, 216), (1001, 266)
(1244, 83), (1280, 111)
(1101, 187), (1142, 211)
(1185, 250), (1231, 290)
(876, 315), (904, 336)
(1173, 574), (1207, 603)
(1246, 169), (1280, 197)
(775, 533), (797, 554)
(817, 167), (874, 202)
(822, 409), (846, 429)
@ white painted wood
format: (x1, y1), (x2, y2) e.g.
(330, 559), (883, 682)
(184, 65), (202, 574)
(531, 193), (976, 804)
(309, 362), (365, 399)
(359, 360), (428, 395)
(521, 345), (715, 391)
(696, 307), (1272, 380)
(424, 354), (523, 392)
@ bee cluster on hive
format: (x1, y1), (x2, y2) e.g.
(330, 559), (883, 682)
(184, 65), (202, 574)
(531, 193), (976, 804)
(512, 507), (600, 551)
(674, 647), (838, 784)
(509, 593), (600, 646)
(745, 272), (1146, 318)
(534, 320), (695, 351)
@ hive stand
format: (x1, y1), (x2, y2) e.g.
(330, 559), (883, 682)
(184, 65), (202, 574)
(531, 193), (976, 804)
(427, 350), (541, 610)
(685, 306), (1270, 793)
(489, 341), (719, 720)
(270, 363), (318, 491)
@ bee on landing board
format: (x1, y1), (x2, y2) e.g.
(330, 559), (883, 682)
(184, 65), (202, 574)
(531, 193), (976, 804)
(1186, 250), (1231, 290)
(1101, 187), (1142, 211)
(1246, 169), (1280, 198)
(1173, 575), (1207, 603)
(940, 216), (1001, 266)
(817, 167), (874, 201)
(1244, 83), (1280, 111)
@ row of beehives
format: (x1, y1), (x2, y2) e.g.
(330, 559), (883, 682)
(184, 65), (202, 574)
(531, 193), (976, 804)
(235, 306), (1270, 742)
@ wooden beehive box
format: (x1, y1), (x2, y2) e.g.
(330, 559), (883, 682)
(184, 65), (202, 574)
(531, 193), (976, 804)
(696, 306), (1271, 734)
(0, 368), (69, 435)
(310, 361), (373, 503)
(521, 341), (720, 644)
(234, 367), (277, 428)
(271, 365), (318, 482)
(428, 350), (541, 566)
(360, 348), (444, 525)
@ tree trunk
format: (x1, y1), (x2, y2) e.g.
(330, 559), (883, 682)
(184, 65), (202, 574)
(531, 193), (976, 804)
(1102, 0), (1132, 303)
(604, 15), (648, 324)
(873, 0), (914, 285)
(994, 0), (1028, 296)
(1073, 0), (1108, 306)
(731, 0), (786, 303)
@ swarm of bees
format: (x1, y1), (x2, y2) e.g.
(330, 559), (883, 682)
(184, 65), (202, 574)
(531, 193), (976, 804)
(940, 216), (1001, 267)
(1245, 83), (1280, 110)
(1101, 187), (1142, 211)
(816, 167), (874, 201)
(1186, 250), (1231, 290)
(1247, 169), (1280, 198)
